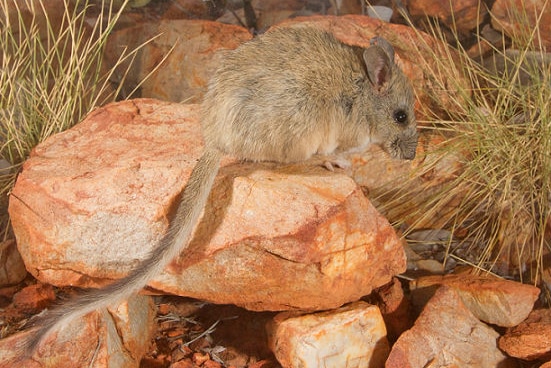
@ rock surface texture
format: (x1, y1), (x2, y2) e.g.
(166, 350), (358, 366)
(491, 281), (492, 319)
(490, 0), (551, 49)
(9, 98), (406, 312)
(410, 273), (540, 327)
(105, 20), (252, 103)
(268, 301), (389, 368)
(0, 295), (156, 368)
(404, 0), (488, 35)
(386, 286), (517, 368)
(499, 308), (551, 361)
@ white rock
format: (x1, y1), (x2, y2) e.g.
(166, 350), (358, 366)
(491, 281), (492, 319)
(268, 301), (389, 368)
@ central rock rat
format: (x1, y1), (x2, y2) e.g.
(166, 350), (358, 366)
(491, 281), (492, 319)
(23, 26), (417, 353)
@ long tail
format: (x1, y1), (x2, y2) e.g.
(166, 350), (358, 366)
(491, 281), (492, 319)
(23, 148), (222, 353)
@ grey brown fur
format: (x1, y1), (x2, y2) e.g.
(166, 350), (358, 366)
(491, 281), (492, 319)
(22, 26), (417, 353)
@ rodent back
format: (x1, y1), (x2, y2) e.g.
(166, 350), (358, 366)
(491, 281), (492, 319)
(201, 26), (418, 162)
(201, 27), (374, 163)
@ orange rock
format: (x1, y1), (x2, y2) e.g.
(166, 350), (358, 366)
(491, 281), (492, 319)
(0, 295), (156, 368)
(171, 359), (195, 368)
(499, 308), (551, 361)
(11, 283), (55, 314)
(248, 360), (278, 368)
(0, 239), (27, 287)
(10, 99), (406, 312)
(491, 0), (551, 49)
(104, 20), (252, 103)
(372, 277), (413, 342)
(386, 286), (517, 368)
(163, 0), (211, 19)
(192, 352), (210, 365)
(404, 0), (487, 34)
(410, 273), (540, 327)
(203, 359), (223, 368)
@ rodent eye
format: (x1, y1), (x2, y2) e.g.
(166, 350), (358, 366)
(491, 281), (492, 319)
(394, 109), (408, 124)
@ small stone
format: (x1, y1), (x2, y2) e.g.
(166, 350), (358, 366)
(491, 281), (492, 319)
(157, 303), (171, 315)
(12, 283), (55, 314)
(410, 272), (539, 327)
(372, 277), (413, 342)
(248, 360), (279, 368)
(203, 360), (223, 368)
(171, 359), (195, 368)
(268, 301), (389, 368)
(193, 352), (210, 365)
(498, 308), (551, 361)
(0, 239), (27, 287)
(0, 294), (156, 367)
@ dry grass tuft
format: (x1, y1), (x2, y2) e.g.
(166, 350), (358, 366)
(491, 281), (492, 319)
(0, 0), (143, 238)
(380, 3), (551, 286)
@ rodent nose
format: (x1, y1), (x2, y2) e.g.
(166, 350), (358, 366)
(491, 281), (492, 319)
(402, 149), (416, 160)
(399, 133), (418, 160)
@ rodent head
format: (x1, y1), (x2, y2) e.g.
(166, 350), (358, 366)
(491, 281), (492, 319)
(359, 37), (418, 160)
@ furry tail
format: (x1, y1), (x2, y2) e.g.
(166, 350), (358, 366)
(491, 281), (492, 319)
(23, 148), (222, 353)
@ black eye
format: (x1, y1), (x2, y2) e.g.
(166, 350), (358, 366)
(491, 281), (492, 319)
(394, 109), (408, 124)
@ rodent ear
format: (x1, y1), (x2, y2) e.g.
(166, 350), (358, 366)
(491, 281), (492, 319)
(369, 37), (395, 63)
(363, 46), (392, 91)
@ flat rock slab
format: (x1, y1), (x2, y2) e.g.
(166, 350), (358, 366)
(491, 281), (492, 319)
(9, 98), (406, 311)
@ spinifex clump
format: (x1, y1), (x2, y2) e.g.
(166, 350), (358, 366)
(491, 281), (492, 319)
(380, 5), (551, 287)
(0, 0), (141, 238)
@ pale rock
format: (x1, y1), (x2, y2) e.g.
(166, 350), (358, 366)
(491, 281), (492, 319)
(498, 308), (551, 361)
(386, 286), (516, 368)
(9, 98), (406, 311)
(410, 259), (445, 274)
(403, 0), (487, 35)
(0, 294), (156, 368)
(0, 239), (27, 286)
(268, 301), (389, 368)
(491, 0), (551, 50)
(410, 273), (540, 327)
(104, 20), (252, 103)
